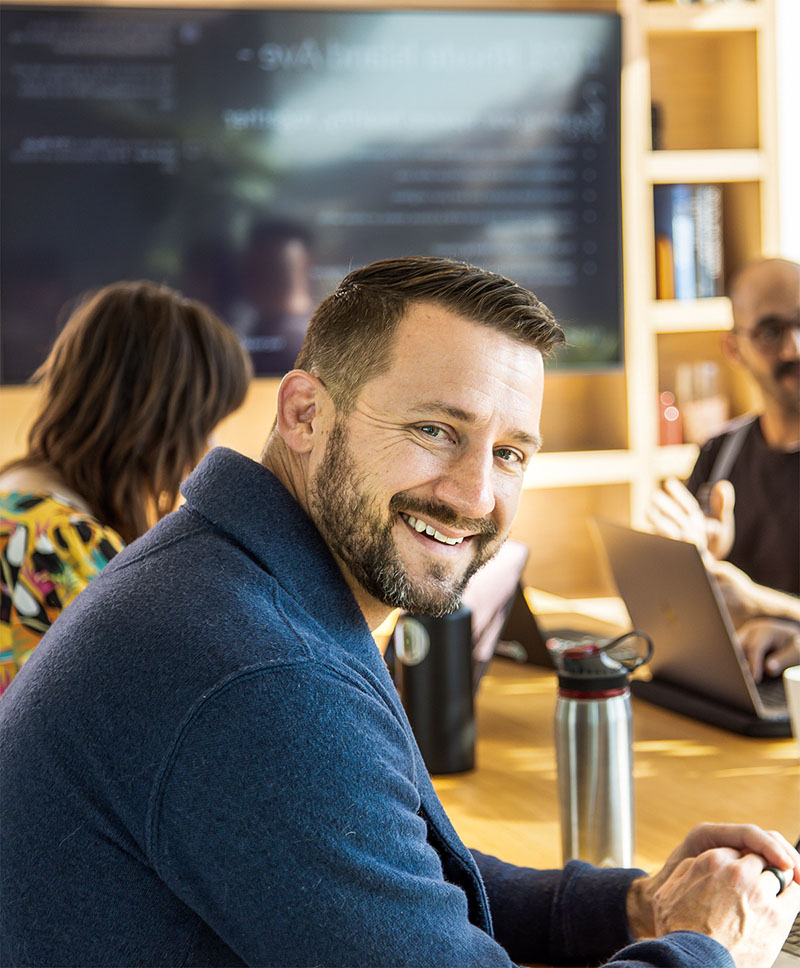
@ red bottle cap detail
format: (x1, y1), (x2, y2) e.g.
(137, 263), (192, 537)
(553, 632), (653, 696)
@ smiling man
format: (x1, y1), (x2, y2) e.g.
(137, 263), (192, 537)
(300, 299), (543, 624)
(2, 257), (798, 967)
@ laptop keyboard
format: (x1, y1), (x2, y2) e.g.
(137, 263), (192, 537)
(757, 676), (787, 711)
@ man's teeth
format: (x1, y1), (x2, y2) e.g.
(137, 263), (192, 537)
(403, 514), (464, 545)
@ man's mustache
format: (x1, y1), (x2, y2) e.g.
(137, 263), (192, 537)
(389, 492), (498, 538)
(775, 360), (800, 380)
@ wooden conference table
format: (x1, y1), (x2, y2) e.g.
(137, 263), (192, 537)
(431, 657), (800, 875)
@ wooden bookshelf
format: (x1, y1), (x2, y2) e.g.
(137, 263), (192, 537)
(515, 0), (779, 596)
(618, 0), (778, 496)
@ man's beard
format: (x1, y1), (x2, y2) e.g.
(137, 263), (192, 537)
(309, 420), (501, 617)
(751, 359), (800, 417)
(772, 360), (800, 415)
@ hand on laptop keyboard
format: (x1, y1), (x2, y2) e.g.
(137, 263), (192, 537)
(738, 617), (800, 682)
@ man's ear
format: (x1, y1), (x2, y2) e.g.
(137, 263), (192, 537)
(275, 370), (330, 454)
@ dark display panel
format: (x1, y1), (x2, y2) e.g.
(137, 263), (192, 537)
(0, 6), (622, 383)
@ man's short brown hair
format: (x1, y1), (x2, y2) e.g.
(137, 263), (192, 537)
(295, 256), (565, 412)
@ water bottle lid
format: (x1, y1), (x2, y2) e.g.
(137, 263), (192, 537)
(556, 643), (629, 695)
(554, 631), (653, 697)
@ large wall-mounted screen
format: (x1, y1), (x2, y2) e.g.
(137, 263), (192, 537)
(0, 6), (622, 383)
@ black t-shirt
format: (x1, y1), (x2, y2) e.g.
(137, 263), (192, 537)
(687, 418), (800, 596)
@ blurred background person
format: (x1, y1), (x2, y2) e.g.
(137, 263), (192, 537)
(649, 257), (799, 593)
(648, 257), (799, 682)
(0, 280), (252, 693)
(228, 217), (315, 375)
(650, 257), (799, 591)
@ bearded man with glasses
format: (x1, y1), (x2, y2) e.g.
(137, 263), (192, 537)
(648, 257), (800, 683)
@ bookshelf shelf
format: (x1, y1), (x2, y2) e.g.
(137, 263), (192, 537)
(652, 443), (700, 482)
(643, 3), (765, 34)
(523, 450), (638, 490)
(649, 296), (732, 333)
(646, 149), (766, 184)
(522, 443), (696, 493)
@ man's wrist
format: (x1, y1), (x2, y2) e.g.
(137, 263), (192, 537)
(625, 874), (655, 940)
(750, 585), (800, 623)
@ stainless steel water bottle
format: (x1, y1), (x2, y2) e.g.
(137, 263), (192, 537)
(553, 634), (652, 868)
(393, 607), (475, 775)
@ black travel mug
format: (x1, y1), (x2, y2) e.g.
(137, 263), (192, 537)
(392, 607), (475, 774)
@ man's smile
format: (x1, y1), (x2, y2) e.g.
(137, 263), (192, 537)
(399, 512), (468, 546)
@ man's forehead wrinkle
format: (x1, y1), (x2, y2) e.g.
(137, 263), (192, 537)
(349, 397), (405, 434)
(409, 400), (474, 423)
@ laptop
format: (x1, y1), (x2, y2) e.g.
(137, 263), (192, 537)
(593, 519), (791, 738)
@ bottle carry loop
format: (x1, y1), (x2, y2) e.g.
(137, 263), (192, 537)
(599, 629), (654, 672)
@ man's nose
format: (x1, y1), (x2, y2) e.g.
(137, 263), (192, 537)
(432, 447), (496, 521)
(780, 325), (800, 357)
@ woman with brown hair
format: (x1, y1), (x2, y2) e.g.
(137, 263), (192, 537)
(0, 280), (253, 692)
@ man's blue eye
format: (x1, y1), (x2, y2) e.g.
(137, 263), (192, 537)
(495, 448), (520, 463)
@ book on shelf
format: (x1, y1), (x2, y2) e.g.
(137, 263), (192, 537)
(654, 185), (675, 299)
(653, 184), (724, 301)
(694, 184), (723, 298)
(671, 184), (697, 300)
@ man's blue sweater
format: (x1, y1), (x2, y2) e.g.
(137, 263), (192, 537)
(0, 448), (732, 967)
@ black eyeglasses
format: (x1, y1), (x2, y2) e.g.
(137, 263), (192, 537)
(733, 311), (800, 353)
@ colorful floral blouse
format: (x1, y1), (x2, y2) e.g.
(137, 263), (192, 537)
(0, 492), (124, 695)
